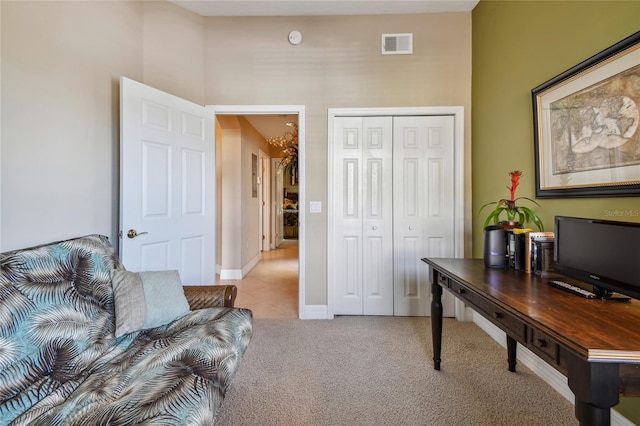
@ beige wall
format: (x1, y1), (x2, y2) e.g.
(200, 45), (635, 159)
(217, 116), (278, 275)
(204, 13), (473, 305)
(2, 2), (471, 307)
(239, 117), (267, 267)
(1, 1), (205, 251)
(142, 1), (205, 105)
(218, 116), (243, 271)
(1, 1), (143, 250)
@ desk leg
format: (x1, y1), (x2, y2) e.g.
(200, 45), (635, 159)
(506, 335), (517, 372)
(568, 354), (619, 426)
(431, 281), (443, 370)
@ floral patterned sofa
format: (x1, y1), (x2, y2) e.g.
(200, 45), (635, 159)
(0, 235), (253, 425)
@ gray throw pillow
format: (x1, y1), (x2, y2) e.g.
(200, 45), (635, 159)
(111, 269), (191, 337)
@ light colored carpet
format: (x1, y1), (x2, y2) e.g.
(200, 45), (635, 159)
(216, 316), (577, 426)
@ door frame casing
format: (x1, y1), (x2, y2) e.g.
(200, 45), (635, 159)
(259, 149), (271, 253)
(272, 157), (285, 249)
(207, 105), (305, 319)
(327, 106), (465, 319)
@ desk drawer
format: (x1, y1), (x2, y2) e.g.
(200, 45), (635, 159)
(529, 328), (560, 364)
(448, 279), (467, 297)
(436, 272), (450, 288)
(476, 298), (526, 340)
(449, 280), (526, 340)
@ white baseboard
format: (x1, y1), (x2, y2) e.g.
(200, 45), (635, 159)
(300, 305), (329, 319)
(218, 254), (262, 280)
(242, 254), (261, 277)
(612, 410), (636, 426)
(219, 269), (242, 280)
(472, 312), (633, 426)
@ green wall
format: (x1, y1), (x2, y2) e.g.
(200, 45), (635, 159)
(472, 1), (640, 422)
(472, 0), (640, 250)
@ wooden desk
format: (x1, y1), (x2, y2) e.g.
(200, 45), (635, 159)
(422, 258), (640, 426)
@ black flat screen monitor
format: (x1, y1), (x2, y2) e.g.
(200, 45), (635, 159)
(554, 216), (640, 300)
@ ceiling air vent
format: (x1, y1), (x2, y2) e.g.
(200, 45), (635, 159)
(381, 33), (413, 55)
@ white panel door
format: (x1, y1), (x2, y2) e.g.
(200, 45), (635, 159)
(393, 116), (456, 316)
(333, 117), (393, 315)
(333, 117), (365, 314)
(362, 117), (394, 315)
(120, 77), (215, 284)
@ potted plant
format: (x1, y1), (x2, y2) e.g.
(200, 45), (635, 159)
(480, 170), (544, 231)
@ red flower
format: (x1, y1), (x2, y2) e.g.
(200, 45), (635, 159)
(508, 170), (522, 201)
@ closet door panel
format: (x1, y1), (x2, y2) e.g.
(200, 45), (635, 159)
(333, 117), (364, 315)
(421, 117), (456, 317)
(393, 116), (455, 316)
(332, 113), (456, 317)
(362, 117), (393, 316)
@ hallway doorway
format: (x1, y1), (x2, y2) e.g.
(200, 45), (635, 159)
(210, 105), (305, 318)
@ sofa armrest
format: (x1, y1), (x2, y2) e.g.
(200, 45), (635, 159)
(183, 285), (237, 309)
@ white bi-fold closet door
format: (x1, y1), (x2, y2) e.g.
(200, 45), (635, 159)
(331, 114), (457, 316)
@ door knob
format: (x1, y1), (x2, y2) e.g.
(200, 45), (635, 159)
(127, 229), (149, 239)
(372, 226), (378, 230)
(409, 226), (414, 230)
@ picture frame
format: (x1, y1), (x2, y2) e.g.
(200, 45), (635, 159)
(251, 154), (258, 198)
(532, 31), (640, 198)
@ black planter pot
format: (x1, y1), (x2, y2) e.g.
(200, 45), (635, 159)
(483, 222), (523, 269)
(483, 225), (507, 268)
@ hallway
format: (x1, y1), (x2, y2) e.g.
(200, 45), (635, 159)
(217, 239), (299, 318)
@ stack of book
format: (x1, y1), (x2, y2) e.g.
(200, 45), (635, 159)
(514, 231), (555, 273)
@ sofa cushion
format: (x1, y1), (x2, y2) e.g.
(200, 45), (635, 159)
(111, 269), (146, 337)
(111, 270), (191, 337)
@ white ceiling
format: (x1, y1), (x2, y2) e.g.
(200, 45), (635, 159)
(170, 0), (479, 17)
